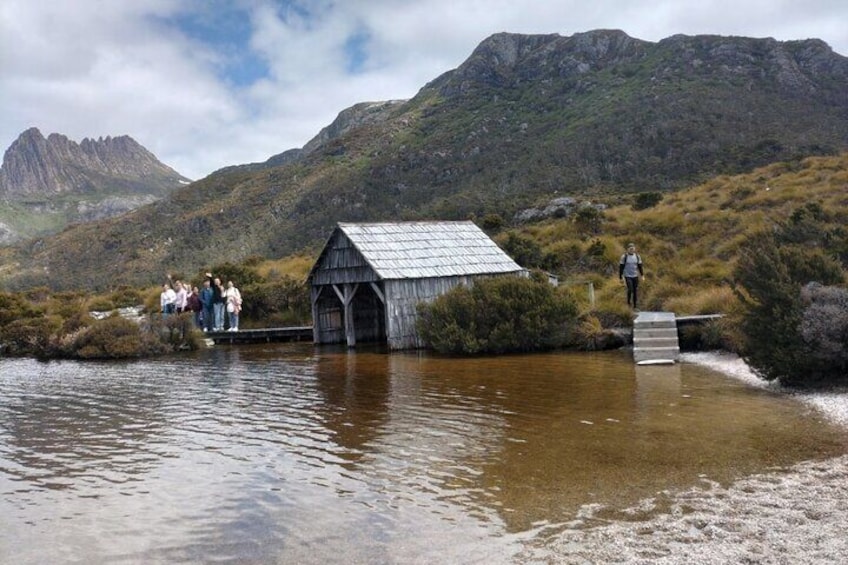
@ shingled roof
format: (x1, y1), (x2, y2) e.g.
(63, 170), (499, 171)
(334, 221), (523, 280)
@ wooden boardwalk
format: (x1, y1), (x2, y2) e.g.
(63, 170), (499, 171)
(675, 314), (724, 327)
(206, 326), (313, 345)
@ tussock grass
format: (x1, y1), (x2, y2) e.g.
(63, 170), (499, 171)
(519, 152), (848, 328)
(664, 286), (738, 316)
(256, 255), (314, 281)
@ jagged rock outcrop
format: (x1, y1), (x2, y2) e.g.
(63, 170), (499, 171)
(0, 128), (190, 242)
(0, 127), (189, 198)
(426, 30), (649, 96)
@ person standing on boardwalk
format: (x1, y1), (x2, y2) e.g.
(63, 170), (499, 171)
(199, 279), (215, 332)
(160, 283), (176, 316)
(186, 285), (203, 328)
(223, 280), (242, 331)
(174, 280), (188, 313)
(212, 276), (226, 331)
(619, 242), (644, 309)
(203, 273), (227, 331)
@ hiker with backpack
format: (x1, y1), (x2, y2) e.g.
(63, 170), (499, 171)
(619, 243), (645, 309)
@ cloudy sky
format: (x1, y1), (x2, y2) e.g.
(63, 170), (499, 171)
(2, 0), (846, 180)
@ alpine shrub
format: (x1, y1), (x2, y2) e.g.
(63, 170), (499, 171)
(417, 276), (578, 354)
(798, 283), (848, 381)
(734, 231), (845, 386)
(632, 192), (663, 210)
(72, 315), (167, 359)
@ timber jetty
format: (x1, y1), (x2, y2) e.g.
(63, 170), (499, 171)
(206, 326), (313, 345)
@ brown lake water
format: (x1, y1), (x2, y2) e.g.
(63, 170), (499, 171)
(1, 345), (846, 563)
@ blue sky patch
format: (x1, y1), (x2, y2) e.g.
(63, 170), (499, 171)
(343, 28), (371, 74)
(164, 2), (270, 87)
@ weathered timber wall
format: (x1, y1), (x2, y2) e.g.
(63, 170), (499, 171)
(384, 276), (471, 350)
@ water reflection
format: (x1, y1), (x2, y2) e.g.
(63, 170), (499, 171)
(1, 360), (169, 491)
(314, 347), (392, 460)
(0, 347), (845, 564)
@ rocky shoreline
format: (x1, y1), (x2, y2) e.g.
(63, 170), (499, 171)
(529, 352), (848, 564)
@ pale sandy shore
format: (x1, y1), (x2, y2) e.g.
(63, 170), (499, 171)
(525, 352), (848, 564)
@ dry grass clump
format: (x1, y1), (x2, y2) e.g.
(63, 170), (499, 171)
(257, 254), (314, 281)
(664, 286), (738, 316)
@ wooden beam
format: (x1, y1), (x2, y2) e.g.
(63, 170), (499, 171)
(369, 281), (385, 304)
(311, 287), (321, 343)
(332, 284), (345, 303)
(311, 285), (325, 306)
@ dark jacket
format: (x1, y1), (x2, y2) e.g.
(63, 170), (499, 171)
(199, 287), (214, 309)
(186, 292), (202, 313)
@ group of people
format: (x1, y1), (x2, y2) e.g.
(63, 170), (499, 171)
(160, 273), (243, 332)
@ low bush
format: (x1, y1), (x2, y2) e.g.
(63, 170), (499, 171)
(110, 286), (144, 308)
(145, 313), (202, 352)
(70, 315), (169, 359)
(417, 276), (579, 354)
(571, 314), (627, 350)
(734, 231), (846, 386)
(0, 291), (43, 327)
(497, 232), (545, 270)
(797, 283), (848, 380)
(87, 297), (117, 312)
(678, 318), (741, 352)
(664, 286), (737, 316)
(0, 315), (62, 358)
(241, 277), (311, 327)
(633, 192), (663, 210)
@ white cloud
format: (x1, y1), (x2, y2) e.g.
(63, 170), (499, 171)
(1, 0), (846, 180)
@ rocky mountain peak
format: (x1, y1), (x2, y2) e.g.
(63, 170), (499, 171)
(0, 127), (189, 198)
(426, 30), (848, 100)
(0, 127), (191, 244)
(427, 30), (649, 96)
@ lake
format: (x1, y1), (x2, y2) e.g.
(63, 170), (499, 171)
(1, 344), (845, 563)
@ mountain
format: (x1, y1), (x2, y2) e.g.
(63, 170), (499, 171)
(0, 128), (190, 243)
(213, 100), (406, 174)
(2, 30), (847, 290)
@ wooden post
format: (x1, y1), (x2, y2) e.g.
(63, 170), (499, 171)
(333, 283), (359, 348)
(310, 286), (323, 344)
(587, 282), (595, 308)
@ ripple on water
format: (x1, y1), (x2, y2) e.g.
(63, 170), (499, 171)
(0, 347), (845, 564)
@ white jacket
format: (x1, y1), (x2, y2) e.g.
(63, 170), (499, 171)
(224, 287), (242, 312)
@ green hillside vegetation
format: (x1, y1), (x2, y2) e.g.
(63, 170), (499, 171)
(3, 31), (847, 291)
(0, 202), (68, 240)
(503, 153), (847, 322)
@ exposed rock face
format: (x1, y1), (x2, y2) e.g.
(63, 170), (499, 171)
(0, 128), (190, 242)
(264, 100), (405, 167)
(0, 127), (189, 198)
(300, 100), (405, 155)
(428, 30), (848, 98)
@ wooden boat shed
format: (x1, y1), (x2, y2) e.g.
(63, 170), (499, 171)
(307, 221), (525, 350)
